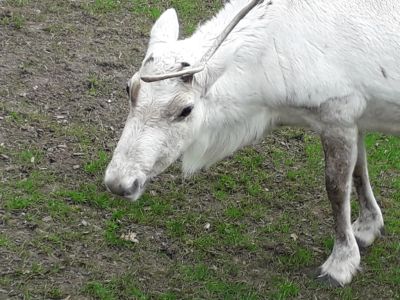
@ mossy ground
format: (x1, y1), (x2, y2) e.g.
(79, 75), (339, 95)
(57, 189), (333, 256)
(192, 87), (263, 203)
(1, 0), (399, 299)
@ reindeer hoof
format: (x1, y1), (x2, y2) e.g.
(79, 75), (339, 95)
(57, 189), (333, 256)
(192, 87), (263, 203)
(317, 270), (343, 287)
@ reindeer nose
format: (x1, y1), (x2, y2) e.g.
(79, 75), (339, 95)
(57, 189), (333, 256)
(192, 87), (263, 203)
(105, 178), (140, 197)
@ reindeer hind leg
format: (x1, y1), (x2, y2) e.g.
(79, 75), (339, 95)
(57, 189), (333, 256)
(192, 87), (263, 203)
(352, 133), (384, 249)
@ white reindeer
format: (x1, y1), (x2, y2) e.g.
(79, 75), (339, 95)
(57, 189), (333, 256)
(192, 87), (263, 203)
(105, 0), (400, 286)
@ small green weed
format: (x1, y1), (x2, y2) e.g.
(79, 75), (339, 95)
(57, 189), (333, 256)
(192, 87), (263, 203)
(8, 111), (24, 122)
(87, 73), (100, 96)
(0, 234), (10, 247)
(0, 15), (25, 29)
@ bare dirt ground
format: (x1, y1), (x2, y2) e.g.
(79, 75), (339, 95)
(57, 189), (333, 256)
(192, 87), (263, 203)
(1, 0), (399, 299)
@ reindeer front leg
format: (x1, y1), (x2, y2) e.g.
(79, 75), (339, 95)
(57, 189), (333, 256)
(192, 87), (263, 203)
(319, 127), (360, 286)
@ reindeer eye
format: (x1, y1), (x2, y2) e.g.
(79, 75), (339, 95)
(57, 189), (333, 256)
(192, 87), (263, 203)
(178, 105), (193, 119)
(181, 75), (193, 84)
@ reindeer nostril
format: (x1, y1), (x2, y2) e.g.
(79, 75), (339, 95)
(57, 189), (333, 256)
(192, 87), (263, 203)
(105, 176), (144, 198)
(128, 179), (140, 195)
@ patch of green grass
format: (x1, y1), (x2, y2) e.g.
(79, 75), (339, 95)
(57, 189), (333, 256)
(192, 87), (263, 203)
(87, 72), (102, 96)
(5, 0), (29, 6)
(46, 287), (64, 299)
(44, 233), (64, 247)
(5, 197), (37, 210)
(0, 15), (25, 29)
(182, 263), (213, 282)
(16, 171), (52, 193)
(85, 281), (116, 300)
(235, 149), (264, 170)
(8, 111), (24, 123)
(206, 280), (260, 300)
(30, 262), (45, 275)
(166, 219), (186, 237)
(46, 199), (73, 219)
(84, 275), (149, 300)
(43, 23), (76, 34)
(322, 237), (334, 252)
(216, 223), (256, 251)
(224, 206), (244, 220)
(262, 214), (293, 235)
(304, 135), (323, 168)
(365, 134), (400, 177)
(0, 234), (11, 247)
(212, 174), (238, 198)
(18, 148), (44, 165)
(159, 292), (177, 300)
(84, 150), (110, 175)
(131, 0), (162, 21)
(280, 246), (313, 268)
(272, 280), (300, 300)
(193, 235), (217, 252)
(131, 0), (222, 35)
(85, 0), (121, 14)
(59, 184), (112, 209)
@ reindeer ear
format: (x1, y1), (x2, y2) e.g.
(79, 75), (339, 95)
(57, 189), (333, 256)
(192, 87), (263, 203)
(148, 9), (179, 49)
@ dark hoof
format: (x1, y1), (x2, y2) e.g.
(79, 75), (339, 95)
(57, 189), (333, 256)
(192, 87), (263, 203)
(316, 269), (343, 288)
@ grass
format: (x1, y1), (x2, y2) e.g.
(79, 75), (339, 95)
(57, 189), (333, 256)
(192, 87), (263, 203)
(1, 0), (399, 298)
(1, 95), (399, 300)
(5, 0), (29, 6)
(0, 15), (25, 29)
(130, 0), (222, 34)
(0, 234), (11, 248)
(84, 0), (122, 14)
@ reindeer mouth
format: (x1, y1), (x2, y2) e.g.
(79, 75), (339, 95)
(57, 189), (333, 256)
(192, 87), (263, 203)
(123, 180), (148, 201)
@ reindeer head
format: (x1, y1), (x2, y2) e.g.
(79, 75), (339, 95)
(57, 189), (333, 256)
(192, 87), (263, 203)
(104, 0), (266, 200)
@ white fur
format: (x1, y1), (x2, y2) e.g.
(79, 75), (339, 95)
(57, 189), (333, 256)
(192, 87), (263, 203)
(319, 233), (361, 286)
(353, 209), (384, 247)
(105, 0), (400, 285)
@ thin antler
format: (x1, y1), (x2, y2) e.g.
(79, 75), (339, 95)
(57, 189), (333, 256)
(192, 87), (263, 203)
(141, 0), (268, 83)
(200, 0), (266, 64)
(141, 65), (205, 83)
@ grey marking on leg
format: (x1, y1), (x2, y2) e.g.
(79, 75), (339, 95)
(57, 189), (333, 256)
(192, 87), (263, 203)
(318, 126), (360, 285)
(322, 128), (356, 243)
